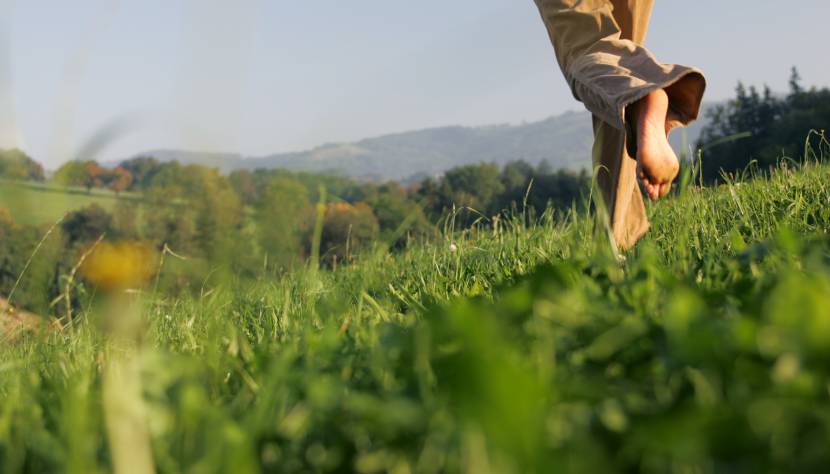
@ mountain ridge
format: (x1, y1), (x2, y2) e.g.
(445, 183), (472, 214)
(124, 107), (709, 181)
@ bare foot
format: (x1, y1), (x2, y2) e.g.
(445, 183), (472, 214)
(630, 89), (679, 200)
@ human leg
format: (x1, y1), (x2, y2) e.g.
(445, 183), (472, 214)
(533, 0), (705, 249)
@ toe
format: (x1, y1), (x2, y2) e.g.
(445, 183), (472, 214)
(646, 184), (658, 200)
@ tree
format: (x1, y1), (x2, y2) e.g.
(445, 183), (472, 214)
(788, 66), (803, 96)
(0, 208), (21, 288)
(443, 163), (504, 213)
(143, 199), (198, 257)
(53, 161), (88, 187)
(145, 164), (244, 262)
(417, 163), (504, 226)
(500, 161), (535, 192)
(108, 166), (133, 195)
(119, 156), (162, 190)
(83, 161), (104, 192)
(52, 160), (105, 191)
(255, 176), (311, 269)
(414, 160), (589, 227)
(188, 166), (244, 261)
(229, 169), (258, 206)
(61, 204), (113, 246)
(529, 168), (590, 214)
(697, 67), (830, 182)
(146, 161), (184, 191)
(495, 160), (536, 213)
(0, 149), (45, 181)
(0, 208), (63, 314)
(317, 202), (379, 265)
(111, 201), (139, 240)
(367, 182), (433, 247)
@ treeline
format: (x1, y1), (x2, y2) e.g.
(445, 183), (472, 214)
(697, 67), (830, 181)
(417, 161), (589, 225)
(1, 157), (589, 313)
(52, 160), (134, 194)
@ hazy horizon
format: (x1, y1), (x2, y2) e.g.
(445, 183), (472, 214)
(1, 0), (829, 169)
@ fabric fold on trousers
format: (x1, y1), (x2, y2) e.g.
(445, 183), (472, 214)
(568, 39), (705, 133)
(533, 0), (706, 250)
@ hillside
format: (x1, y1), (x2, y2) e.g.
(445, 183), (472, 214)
(130, 149), (244, 169)
(128, 107), (710, 180)
(243, 111), (597, 180)
(3, 161), (830, 471)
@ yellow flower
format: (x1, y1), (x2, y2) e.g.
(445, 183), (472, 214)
(81, 241), (156, 291)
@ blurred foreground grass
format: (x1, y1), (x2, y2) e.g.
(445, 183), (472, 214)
(2, 162), (830, 473)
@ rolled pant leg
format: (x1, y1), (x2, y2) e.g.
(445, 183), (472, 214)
(533, 0), (706, 250)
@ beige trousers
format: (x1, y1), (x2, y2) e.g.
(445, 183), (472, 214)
(534, 0), (706, 250)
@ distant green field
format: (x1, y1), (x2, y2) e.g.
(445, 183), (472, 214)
(0, 179), (139, 226)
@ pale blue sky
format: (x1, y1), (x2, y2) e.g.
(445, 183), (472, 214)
(1, 0), (828, 169)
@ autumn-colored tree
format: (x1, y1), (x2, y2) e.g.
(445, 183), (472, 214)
(83, 161), (103, 192)
(52, 160), (106, 191)
(108, 166), (133, 195)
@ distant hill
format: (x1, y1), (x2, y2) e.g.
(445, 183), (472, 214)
(129, 150), (244, 169)
(127, 107), (710, 181)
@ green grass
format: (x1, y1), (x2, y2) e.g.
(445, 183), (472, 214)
(0, 179), (139, 226)
(3, 163), (830, 473)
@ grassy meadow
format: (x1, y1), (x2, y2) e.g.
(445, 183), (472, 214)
(2, 160), (830, 473)
(0, 179), (139, 226)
